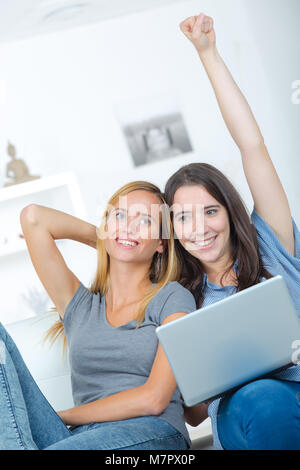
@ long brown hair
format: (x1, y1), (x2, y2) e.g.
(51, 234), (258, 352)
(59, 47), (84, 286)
(44, 180), (180, 353)
(164, 163), (272, 308)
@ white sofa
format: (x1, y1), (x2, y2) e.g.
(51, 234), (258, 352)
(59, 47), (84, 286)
(5, 315), (214, 450)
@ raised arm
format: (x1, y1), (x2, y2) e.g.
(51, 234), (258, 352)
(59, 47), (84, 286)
(20, 204), (97, 319)
(180, 13), (294, 256)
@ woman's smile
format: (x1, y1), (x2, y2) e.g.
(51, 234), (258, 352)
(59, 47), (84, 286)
(189, 235), (218, 250)
(115, 237), (140, 249)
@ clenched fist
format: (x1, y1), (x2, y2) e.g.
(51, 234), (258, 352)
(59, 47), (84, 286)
(179, 13), (216, 55)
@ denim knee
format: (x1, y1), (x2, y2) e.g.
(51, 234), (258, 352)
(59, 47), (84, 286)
(228, 379), (299, 422)
(218, 379), (300, 449)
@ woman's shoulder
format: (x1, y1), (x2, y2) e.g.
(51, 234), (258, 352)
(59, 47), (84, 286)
(151, 281), (196, 314)
(251, 208), (300, 261)
(62, 281), (100, 325)
(147, 281), (196, 325)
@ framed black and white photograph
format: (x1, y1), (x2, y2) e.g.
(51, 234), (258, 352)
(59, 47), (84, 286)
(115, 92), (193, 167)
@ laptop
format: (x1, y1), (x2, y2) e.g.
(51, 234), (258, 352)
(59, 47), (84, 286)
(156, 275), (300, 406)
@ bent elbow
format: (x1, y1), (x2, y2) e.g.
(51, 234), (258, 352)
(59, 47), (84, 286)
(149, 403), (166, 417)
(20, 204), (39, 226)
(148, 397), (171, 417)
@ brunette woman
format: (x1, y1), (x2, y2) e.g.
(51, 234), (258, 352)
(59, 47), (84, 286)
(164, 13), (300, 450)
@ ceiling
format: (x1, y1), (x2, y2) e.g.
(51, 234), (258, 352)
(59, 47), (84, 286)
(0, 0), (184, 43)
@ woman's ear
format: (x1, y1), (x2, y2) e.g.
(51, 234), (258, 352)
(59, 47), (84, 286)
(156, 239), (166, 254)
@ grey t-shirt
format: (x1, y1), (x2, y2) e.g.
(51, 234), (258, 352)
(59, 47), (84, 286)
(62, 281), (196, 447)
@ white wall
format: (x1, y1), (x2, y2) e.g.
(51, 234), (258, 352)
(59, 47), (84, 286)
(0, 0), (299, 323)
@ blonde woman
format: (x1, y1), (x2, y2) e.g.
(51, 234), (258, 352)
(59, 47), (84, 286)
(0, 181), (196, 450)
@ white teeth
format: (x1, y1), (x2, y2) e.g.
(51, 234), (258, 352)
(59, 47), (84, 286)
(118, 239), (137, 247)
(194, 236), (216, 247)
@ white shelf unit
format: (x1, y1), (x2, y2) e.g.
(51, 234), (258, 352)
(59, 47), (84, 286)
(0, 172), (86, 258)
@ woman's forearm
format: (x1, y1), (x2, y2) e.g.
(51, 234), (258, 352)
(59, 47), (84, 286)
(58, 384), (158, 426)
(199, 47), (264, 151)
(21, 204), (97, 249)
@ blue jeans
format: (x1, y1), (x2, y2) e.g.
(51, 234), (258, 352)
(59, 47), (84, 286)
(217, 378), (300, 450)
(0, 323), (188, 450)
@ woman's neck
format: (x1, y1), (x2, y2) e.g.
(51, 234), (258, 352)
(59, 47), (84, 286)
(206, 269), (237, 287)
(106, 259), (152, 310)
(203, 255), (237, 287)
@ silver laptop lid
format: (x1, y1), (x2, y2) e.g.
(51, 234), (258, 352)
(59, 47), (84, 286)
(156, 276), (300, 406)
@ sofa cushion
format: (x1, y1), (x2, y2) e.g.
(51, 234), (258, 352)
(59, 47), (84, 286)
(5, 314), (74, 411)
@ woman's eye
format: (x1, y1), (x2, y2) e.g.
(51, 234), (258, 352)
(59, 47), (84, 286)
(207, 209), (217, 215)
(179, 215), (190, 223)
(140, 217), (150, 225)
(116, 212), (126, 220)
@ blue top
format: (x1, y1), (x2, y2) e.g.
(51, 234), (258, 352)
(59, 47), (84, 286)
(62, 280), (196, 447)
(206, 209), (300, 450)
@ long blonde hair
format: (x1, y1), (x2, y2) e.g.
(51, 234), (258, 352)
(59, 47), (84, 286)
(44, 180), (180, 353)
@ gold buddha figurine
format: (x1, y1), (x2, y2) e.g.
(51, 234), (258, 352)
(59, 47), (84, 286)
(4, 142), (40, 187)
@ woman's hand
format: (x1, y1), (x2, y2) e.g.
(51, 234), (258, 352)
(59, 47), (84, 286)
(57, 410), (68, 423)
(179, 13), (216, 56)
